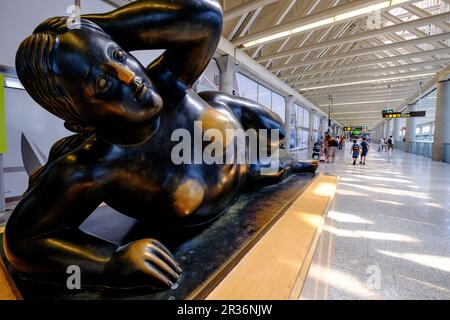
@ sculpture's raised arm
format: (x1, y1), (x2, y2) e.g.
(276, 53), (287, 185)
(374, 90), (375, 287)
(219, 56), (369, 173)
(82, 0), (223, 87)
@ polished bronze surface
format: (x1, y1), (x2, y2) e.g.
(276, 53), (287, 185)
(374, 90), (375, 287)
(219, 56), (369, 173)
(5, 0), (318, 290)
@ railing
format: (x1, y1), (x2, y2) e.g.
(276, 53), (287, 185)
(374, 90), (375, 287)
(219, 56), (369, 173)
(444, 143), (450, 164)
(393, 141), (450, 162)
(408, 141), (433, 158)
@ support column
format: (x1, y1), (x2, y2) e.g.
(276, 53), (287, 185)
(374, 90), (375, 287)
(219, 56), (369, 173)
(432, 72), (450, 161)
(217, 55), (238, 95)
(381, 122), (386, 139)
(392, 118), (400, 143)
(385, 120), (391, 138)
(285, 96), (295, 151)
(404, 103), (418, 152)
(308, 110), (314, 148)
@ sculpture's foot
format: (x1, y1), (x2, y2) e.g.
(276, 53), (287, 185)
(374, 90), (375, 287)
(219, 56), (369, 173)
(103, 239), (182, 289)
(292, 160), (319, 174)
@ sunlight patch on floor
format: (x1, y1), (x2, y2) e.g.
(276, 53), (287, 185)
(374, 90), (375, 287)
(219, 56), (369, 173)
(378, 250), (450, 273)
(324, 225), (420, 243)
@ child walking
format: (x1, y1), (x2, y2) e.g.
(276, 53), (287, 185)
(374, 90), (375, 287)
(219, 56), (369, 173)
(351, 139), (360, 166)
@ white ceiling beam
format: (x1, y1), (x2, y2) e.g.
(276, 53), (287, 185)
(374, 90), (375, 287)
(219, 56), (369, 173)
(290, 58), (450, 86)
(403, 3), (450, 32)
(238, 7), (263, 38)
(302, 81), (425, 96)
(251, 0), (300, 59)
(255, 0), (322, 63)
(234, 0), (419, 47)
(382, 11), (447, 49)
(257, 12), (450, 63)
(227, 13), (250, 40)
(279, 47), (450, 79)
(297, 70), (438, 90)
(224, 0), (278, 22)
(306, 92), (411, 100)
(270, 32), (450, 72)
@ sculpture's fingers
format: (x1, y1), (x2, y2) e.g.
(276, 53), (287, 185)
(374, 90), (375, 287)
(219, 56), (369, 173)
(149, 239), (173, 257)
(144, 252), (180, 282)
(143, 260), (173, 288)
(149, 244), (182, 273)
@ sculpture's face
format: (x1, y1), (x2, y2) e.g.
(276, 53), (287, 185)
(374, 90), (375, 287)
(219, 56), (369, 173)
(55, 28), (163, 142)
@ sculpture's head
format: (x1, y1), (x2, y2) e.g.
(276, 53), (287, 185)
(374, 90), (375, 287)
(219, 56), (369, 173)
(16, 17), (163, 145)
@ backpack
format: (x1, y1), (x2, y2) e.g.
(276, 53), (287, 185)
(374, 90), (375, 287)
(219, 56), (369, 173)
(352, 144), (359, 152)
(361, 141), (368, 151)
(388, 138), (393, 145)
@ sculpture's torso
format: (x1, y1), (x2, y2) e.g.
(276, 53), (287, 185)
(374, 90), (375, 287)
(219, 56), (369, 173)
(57, 90), (247, 228)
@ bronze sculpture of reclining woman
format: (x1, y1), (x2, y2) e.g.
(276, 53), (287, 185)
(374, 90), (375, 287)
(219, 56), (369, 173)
(4, 0), (318, 290)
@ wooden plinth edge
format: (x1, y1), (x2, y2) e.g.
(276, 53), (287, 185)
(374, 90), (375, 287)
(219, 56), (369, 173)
(205, 172), (339, 300)
(0, 227), (22, 300)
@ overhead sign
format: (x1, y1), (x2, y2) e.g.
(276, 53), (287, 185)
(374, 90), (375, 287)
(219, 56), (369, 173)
(382, 112), (402, 119)
(382, 111), (426, 118)
(0, 74), (6, 153)
(405, 111), (426, 118)
(344, 126), (367, 132)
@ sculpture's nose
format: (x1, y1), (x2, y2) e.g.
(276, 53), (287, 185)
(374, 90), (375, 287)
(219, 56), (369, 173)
(106, 61), (135, 85)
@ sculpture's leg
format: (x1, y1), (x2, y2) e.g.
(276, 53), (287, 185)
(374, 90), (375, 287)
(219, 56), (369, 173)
(4, 160), (181, 288)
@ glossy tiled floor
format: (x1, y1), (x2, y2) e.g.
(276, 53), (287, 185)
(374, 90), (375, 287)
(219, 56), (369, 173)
(294, 144), (450, 300)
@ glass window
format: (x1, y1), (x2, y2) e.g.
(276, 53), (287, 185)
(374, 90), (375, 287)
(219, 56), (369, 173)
(303, 108), (310, 129)
(422, 125), (430, 134)
(271, 92), (285, 123)
(236, 73), (257, 102)
(301, 129), (309, 149)
(257, 85), (271, 109)
(314, 114), (321, 132)
(415, 127), (421, 134)
(295, 104), (303, 128)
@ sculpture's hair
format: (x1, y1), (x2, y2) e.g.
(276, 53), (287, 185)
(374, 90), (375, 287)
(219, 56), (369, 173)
(15, 17), (106, 122)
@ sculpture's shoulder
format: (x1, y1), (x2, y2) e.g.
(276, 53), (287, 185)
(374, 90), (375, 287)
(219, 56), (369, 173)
(27, 133), (96, 191)
(47, 132), (96, 163)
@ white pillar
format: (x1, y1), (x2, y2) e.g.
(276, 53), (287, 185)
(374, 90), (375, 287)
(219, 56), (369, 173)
(393, 118), (400, 142)
(381, 122), (386, 139)
(308, 110), (315, 148)
(385, 120), (392, 138)
(285, 96), (295, 151)
(405, 103), (418, 152)
(217, 55), (238, 95)
(432, 72), (450, 161)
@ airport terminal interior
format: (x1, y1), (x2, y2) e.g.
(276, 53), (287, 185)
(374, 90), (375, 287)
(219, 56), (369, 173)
(0, 0), (450, 301)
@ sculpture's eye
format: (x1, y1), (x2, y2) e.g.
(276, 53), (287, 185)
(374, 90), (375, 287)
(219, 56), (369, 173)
(113, 49), (126, 62)
(95, 75), (110, 94)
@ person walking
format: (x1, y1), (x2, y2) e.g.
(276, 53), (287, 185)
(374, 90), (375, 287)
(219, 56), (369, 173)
(340, 136), (346, 151)
(327, 136), (338, 163)
(351, 139), (360, 166)
(360, 137), (370, 165)
(378, 137), (384, 152)
(387, 135), (394, 154)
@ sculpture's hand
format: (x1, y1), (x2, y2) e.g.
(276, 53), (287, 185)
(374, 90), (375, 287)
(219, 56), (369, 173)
(104, 239), (182, 289)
